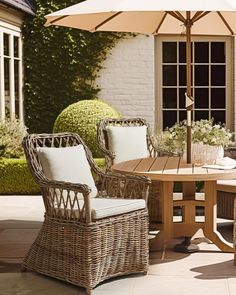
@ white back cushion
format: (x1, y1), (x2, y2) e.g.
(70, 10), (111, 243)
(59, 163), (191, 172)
(37, 145), (97, 198)
(106, 126), (148, 164)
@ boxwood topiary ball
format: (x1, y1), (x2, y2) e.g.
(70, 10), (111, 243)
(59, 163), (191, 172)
(53, 99), (121, 157)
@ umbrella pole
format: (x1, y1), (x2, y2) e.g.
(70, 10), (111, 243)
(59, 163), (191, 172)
(174, 12), (199, 253)
(186, 12), (193, 164)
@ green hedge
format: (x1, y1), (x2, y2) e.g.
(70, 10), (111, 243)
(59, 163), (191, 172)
(0, 158), (39, 194)
(0, 157), (105, 195)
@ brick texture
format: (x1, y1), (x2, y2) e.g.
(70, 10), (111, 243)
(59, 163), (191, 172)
(96, 35), (155, 127)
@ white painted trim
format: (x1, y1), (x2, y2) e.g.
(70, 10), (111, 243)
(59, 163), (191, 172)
(0, 22), (23, 122)
(18, 35), (23, 122)
(0, 20), (20, 34)
(0, 31), (4, 120)
(9, 34), (15, 120)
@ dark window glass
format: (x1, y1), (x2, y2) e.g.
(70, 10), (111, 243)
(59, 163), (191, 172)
(163, 42), (177, 63)
(195, 88), (209, 109)
(163, 111), (177, 129)
(179, 65), (193, 86)
(211, 65), (225, 86)
(195, 65), (209, 86)
(179, 88), (187, 108)
(14, 60), (19, 94)
(211, 111), (225, 124)
(4, 58), (10, 92)
(194, 42), (209, 63)
(4, 33), (9, 56)
(163, 65), (177, 86)
(211, 88), (225, 109)
(211, 42), (225, 63)
(14, 60), (19, 118)
(179, 65), (186, 86)
(14, 36), (19, 58)
(195, 111), (209, 121)
(163, 88), (177, 108)
(179, 42), (192, 63)
(179, 42), (186, 63)
(179, 110), (187, 121)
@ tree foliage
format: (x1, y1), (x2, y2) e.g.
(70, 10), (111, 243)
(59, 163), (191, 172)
(22, 0), (122, 132)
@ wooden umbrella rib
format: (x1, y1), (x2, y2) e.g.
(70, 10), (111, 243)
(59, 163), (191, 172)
(191, 11), (204, 22)
(167, 11), (185, 23)
(217, 11), (234, 35)
(174, 11), (186, 23)
(94, 11), (123, 31)
(152, 12), (167, 34)
(192, 11), (210, 23)
(47, 15), (69, 25)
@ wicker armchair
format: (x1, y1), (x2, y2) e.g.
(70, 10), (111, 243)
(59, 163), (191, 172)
(97, 117), (166, 225)
(22, 133), (150, 295)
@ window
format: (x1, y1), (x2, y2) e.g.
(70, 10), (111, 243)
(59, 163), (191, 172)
(155, 36), (233, 130)
(0, 22), (23, 122)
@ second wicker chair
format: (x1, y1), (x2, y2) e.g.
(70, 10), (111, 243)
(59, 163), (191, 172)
(97, 117), (164, 225)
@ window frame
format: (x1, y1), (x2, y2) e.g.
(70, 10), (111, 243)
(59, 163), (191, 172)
(155, 35), (234, 132)
(0, 21), (23, 122)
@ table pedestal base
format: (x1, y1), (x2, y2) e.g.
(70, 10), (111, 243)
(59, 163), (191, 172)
(174, 236), (199, 253)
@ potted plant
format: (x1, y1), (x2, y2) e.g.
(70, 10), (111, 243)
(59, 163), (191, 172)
(158, 119), (234, 164)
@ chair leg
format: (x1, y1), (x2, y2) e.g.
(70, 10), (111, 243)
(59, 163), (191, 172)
(21, 265), (27, 272)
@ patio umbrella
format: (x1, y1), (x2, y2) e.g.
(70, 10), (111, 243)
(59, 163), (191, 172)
(45, 0), (236, 164)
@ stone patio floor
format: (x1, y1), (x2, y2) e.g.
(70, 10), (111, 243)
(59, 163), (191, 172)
(0, 195), (236, 295)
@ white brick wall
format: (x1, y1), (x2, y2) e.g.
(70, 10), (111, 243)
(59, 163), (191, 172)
(96, 35), (155, 127)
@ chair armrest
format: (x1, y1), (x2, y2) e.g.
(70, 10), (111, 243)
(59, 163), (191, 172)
(149, 134), (180, 157)
(39, 178), (93, 223)
(97, 171), (151, 202)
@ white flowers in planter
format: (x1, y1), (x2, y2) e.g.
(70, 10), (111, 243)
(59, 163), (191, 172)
(158, 119), (233, 164)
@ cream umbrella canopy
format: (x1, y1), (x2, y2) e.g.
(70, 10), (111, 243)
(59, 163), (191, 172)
(45, 0), (236, 163)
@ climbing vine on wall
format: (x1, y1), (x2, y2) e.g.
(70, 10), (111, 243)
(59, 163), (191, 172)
(22, 0), (123, 132)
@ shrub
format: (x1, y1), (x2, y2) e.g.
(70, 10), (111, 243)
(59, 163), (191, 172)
(53, 99), (121, 157)
(0, 157), (39, 194)
(0, 119), (27, 158)
(0, 157), (105, 195)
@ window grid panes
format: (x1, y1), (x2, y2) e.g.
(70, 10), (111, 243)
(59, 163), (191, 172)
(161, 41), (227, 130)
(0, 29), (22, 121)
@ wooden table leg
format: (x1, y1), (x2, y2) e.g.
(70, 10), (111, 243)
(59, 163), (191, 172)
(204, 180), (233, 252)
(155, 181), (174, 249)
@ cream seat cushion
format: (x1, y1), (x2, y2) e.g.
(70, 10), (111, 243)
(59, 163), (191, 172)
(217, 179), (236, 186)
(217, 179), (236, 193)
(90, 198), (145, 219)
(37, 145), (97, 198)
(106, 125), (148, 164)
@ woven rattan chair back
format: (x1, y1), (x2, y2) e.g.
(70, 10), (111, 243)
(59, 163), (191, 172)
(23, 133), (99, 185)
(97, 117), (160, 170)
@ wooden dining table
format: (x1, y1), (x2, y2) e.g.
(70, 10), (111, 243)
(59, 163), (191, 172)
(112, 156), (236, 252)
